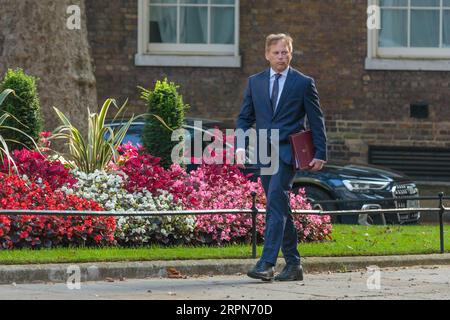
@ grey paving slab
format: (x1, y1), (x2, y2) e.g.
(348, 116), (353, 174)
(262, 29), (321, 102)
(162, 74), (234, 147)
(1, 265), (449, 300)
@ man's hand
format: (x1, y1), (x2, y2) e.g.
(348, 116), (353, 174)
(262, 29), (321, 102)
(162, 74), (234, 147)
(235, 149), (246, 168)
(308, 158), (325, 171)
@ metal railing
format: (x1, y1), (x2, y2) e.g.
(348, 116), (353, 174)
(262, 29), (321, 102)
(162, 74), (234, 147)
(0, 192), (448, 258)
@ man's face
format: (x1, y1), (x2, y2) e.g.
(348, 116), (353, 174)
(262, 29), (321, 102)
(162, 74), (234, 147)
(265, 39), (292, 73)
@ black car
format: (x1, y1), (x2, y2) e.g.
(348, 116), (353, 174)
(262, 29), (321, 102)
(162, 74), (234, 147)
(243, 161), (421, 225)
(105, 120), (421, 225)
(104, 117), (227, 172)
(104, 117), (223, 146)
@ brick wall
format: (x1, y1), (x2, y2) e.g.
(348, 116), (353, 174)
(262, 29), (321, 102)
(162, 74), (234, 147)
(328, 120), (450, 163)
(85, 0), (450, 165)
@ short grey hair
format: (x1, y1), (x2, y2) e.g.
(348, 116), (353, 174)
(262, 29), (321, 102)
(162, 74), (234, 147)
(265, 33), (293, 52)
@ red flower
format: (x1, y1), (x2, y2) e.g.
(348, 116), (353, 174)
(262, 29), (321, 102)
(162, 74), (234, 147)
(0, 173), (115, 249)
(19, 231), (29, 239)
(39, 131), (52, 138)
(0, 149), (77, 190)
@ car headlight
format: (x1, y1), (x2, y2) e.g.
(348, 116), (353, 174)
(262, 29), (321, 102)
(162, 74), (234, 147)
(342, 179), (390, 192)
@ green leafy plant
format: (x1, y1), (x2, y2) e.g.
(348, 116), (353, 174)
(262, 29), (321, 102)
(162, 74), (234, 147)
(0, 68), (43, 150)
(140, 78), (188, 168)
(0, 89), (13, 106)
(52, 98), (139, 173)
(0, 89), (39, 174)
(51, 98), (170, 173)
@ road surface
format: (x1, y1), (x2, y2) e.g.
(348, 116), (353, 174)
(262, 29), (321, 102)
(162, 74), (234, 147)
(1, 265), (449, 300)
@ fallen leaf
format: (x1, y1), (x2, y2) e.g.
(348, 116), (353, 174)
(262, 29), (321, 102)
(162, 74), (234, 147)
(167, 267), (185, 279)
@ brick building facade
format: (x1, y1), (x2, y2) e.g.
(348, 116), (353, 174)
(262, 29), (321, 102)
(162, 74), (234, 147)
(85, 0), (450, 180)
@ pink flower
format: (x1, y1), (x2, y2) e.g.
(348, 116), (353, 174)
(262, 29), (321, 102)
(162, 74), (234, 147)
(112, 142), (333, 245)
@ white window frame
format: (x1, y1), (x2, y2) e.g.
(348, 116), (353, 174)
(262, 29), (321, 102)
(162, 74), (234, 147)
(136, 0), (241, 67)
(366, 0), (450, 71)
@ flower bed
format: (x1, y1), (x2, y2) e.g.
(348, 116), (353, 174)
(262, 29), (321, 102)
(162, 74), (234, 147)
(0, 143), (332, 249)
(0, 173), (115, 249)
(118, 144), (332, 245)
(1, 148), (76, 190)
(65, 169), (194, 246)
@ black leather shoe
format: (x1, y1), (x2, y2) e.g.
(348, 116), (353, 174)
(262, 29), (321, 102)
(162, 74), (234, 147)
(247, 261), (274, 281)
(274, 264), (303, 281)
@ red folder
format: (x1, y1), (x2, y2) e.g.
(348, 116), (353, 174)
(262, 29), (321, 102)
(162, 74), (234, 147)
(289, 130), (315, 170)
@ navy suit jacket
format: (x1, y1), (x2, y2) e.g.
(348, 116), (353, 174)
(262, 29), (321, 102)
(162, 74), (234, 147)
(236, 67), (327, 166)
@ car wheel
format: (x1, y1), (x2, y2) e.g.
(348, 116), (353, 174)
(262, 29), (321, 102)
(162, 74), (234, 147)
(358, 213), (379, 226)
(358, 205), (387, 226)
(293, 185), (339, 224)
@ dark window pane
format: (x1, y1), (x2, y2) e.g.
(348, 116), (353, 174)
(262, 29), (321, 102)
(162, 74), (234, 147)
(211, 7), (234, 44)
(180, 7), (207, 43)
(149, 0), (176, 3)
(380, 9), (408, 47)
(411, 0), (439, 7)
(180, 0), (208, 3)
(380, 0), (407, 7)
(411, 10), (439, 47)
(211, 0), (235, 4)
(150, 6), (177, 43)
(444, 10), (450, 47)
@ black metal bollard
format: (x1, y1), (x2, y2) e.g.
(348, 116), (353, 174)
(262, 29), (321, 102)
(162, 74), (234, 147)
(439, 192), (445, 254)
(251, 191), (258, 259)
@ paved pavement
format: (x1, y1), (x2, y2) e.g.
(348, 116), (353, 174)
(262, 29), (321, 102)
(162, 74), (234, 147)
(1, 265), (450, 300)
(3, 254), (450, 285)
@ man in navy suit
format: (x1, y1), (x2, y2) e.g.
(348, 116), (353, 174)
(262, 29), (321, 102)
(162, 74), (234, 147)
(235, 34), (327, 282)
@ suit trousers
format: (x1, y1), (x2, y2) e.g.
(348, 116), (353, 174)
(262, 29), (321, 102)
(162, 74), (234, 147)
(259, 160), (301, 266)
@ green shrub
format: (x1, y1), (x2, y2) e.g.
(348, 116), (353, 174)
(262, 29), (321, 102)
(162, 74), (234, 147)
(0, 89), (38, 174)
(140, 79), (188, 168)
(0, 68), (43, 150)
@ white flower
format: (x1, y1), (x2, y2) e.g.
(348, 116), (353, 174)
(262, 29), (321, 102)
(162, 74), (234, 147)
(65, 169), (194, 246)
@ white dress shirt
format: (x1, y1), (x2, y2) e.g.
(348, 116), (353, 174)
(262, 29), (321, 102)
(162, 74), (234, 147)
(236, 66), (290, 157)
(269, 66), (290, 111)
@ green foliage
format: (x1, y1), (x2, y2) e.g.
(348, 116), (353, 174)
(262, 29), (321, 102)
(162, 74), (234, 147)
(0, 68), (43, 150)
(0, 225), (449, 264)
(0, 89), (39, 174)
(52, 98), (139, 173)
(0, 89), (14, 107)
(140, 79), (188, 168)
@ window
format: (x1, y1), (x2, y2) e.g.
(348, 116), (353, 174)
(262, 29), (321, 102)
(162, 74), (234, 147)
(366, 0), (450, 70)
(136, 0), (241, 67)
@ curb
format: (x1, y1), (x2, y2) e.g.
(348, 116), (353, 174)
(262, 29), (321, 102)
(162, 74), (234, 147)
(1, 254), (450, 285)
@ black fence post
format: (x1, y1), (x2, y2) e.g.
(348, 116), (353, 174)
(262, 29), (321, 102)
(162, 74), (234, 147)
(439, 192), (445, 254)
(251, 192), (258, 259)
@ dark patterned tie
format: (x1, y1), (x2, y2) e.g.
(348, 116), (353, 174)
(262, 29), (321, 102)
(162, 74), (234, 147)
(271, 73), (282, 112)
